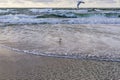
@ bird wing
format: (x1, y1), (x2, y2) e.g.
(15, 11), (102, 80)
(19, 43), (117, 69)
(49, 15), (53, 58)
(77, 1), (81, 7)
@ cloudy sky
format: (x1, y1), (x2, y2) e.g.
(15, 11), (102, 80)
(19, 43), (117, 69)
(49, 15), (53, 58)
(0, 0), (120, 8)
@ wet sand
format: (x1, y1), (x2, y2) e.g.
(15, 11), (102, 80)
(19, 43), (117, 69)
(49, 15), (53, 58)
(0, 46), (120, 80)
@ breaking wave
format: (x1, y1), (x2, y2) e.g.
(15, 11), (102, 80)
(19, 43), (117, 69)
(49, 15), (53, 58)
(0, 8), (120, 24)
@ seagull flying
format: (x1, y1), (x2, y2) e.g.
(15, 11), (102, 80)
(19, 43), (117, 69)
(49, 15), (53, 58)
(77, 0), (85, 8)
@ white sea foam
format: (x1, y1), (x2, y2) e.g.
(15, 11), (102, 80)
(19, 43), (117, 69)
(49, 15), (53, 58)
(0, 9), (18, 14)
(0, 8), (120, 24)
(0, 24), (120, 61)
(0, 9), (10, 13)
(29, 9), (88, 13)
(0, 15), (120, 24)
(29, 9), (53, 13)
(0, 14), (34, 19)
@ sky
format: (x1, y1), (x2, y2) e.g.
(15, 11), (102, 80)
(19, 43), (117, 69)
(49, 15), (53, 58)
(0, 0), (120, 8)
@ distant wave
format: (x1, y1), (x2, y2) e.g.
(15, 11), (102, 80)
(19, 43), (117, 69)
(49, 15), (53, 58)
(0, 16), (120, 25)
(35, 13), (120, 18)
(0, 8), (120, 24)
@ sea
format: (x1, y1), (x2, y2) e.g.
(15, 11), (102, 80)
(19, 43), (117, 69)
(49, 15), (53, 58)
(0, 8), (120, 62)
(0, 8), (120, 25)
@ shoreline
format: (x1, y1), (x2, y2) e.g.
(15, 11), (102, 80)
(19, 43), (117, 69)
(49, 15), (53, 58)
(0, 44), (120, 80)
(1, 44), (120, 63)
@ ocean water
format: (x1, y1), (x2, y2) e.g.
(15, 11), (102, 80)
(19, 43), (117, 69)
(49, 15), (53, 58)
(0, 8), (120, 61)
(0, 8), (120, 25)
(0, 24), (120, 61)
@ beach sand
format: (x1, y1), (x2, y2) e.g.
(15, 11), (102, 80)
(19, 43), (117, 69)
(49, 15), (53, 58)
(0, 46), (120, 80)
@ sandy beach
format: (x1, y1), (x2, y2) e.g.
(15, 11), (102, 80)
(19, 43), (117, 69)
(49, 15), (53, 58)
(0, 46), (120, 80)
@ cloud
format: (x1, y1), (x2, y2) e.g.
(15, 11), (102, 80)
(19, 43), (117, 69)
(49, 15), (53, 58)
(0, 0), (8, 3)
(25, 0), (54, 2)
(0, 0), (119, 7)
(86, 0), (117, 3)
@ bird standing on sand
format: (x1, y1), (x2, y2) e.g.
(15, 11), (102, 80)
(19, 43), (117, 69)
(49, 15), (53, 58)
(77, 0), (85, 9)
(58, 38), (62, 45)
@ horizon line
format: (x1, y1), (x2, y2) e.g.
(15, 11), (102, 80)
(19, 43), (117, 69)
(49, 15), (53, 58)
(0, 7), (120, 9)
